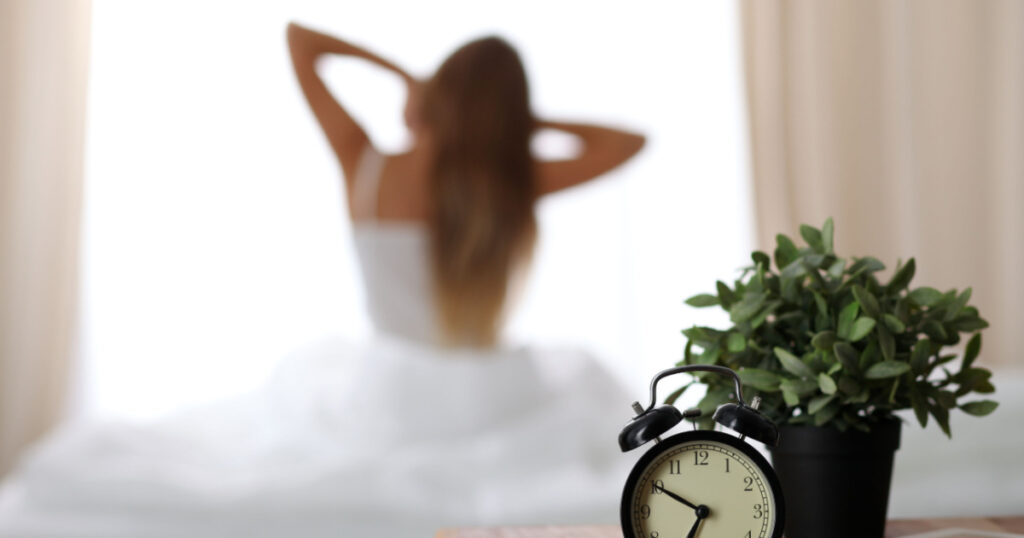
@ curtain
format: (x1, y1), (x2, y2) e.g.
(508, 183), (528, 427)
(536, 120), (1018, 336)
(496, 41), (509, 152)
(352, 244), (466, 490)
(741, 0), (1024, 368)
(0, 0), (91, 474)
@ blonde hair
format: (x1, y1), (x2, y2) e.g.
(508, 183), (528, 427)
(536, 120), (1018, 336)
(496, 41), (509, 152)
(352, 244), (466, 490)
(421, 37), (536, 347)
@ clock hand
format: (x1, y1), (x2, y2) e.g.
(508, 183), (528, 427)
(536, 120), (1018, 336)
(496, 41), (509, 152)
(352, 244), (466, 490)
(653, 484), (699, 511)
(685, 505), (711, 538)
(685, 516), (703, 538)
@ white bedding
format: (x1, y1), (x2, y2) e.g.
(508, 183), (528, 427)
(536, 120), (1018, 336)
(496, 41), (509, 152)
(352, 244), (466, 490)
(0, 336), (636, 537)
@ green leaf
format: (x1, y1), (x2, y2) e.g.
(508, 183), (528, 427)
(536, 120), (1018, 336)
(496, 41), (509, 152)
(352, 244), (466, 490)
(774, 347), (815, 378)
(716, 281), (735, 310)
(846, 389), (870, 404)
(664, 381), (694, 405)
(931, 404), (952, 438)
(865, 360), (911, 379)
(730, 293), (766, 323)
(943, 287), (972, 322)
(685, 293), (720, 307)
(887, 258), (916, 293)
(813, 292), (829, 318)
(827, 258), (846, 279)
(818, 373), (837, 395)
(848, 317), (877, 342)
(682, 326), (721, 346)
(836, 302), (859, 339)
(910, 339), (931, 376)
(962, 333), (982, 370)
(847, 257), (886, 275)
(800, 224), (825, 253)
(698, 342), (722, 364)
(859, 340), (880, 370)
(774, 234), (799, 270)
(955, 368), (993, 395)
(975, 380), (996, 394)
(808, 394), (835, 415)
(837, 375), (861, 395)
(780, 259), (808, 282)
(877, 324), (896, 361)
(813, 402), (841, 426)
(780, 377), (819, 397)
(923, 320), (949, 342)
(749, 300), (783, 330)
(909, 287), (943, 307)
(882, 314), (906, 334)
(834, 343), (860, 374)
(737, 368), (781, 392)
(933, 389), (957, 409)
(726, 332), (747, 353)
(960, 400), (999, 417)
(782, 387), (799, 407)
(948, 317), (989, 332)
(804, 254), (826, 268)
(821, 217), (835, 254)
(811, 331), (837, 351)
(751, 251), (771, 270)
(803, 260), (827, 290)
(851, 285), (882, 318)
(911, 390), (928, 428)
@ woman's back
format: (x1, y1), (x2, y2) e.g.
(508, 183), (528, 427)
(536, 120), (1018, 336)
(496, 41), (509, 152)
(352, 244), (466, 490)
(350, 147), (438, 343)
(287, 26), (645, 346)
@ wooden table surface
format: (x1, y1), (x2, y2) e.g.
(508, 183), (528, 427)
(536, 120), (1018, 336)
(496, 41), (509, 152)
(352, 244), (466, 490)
(436, 517), (1024, 537)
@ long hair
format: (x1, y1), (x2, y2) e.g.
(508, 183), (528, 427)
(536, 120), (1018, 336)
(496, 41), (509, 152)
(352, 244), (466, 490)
(421, 37), (536, 347)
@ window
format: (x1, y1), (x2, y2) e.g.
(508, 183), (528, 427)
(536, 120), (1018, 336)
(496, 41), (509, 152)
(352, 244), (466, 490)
(79, 0), (751, 419)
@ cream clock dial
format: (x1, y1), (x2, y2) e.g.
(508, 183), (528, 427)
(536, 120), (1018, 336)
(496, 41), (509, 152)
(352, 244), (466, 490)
(621, 431), (784, 538)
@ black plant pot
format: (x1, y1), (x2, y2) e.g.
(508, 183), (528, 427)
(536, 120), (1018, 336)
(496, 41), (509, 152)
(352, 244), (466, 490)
(770, 419), (901, 538)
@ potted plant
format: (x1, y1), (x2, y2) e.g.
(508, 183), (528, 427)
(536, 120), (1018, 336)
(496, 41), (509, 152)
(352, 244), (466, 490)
(673, 218), (999, 538)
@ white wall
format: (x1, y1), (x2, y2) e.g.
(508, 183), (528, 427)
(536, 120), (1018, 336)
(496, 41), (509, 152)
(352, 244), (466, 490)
(78, 0), (752, 420)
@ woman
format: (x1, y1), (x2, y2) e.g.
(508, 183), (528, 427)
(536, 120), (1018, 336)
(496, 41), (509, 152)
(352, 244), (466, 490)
(287, 23), (645, 347)
(0, 27), (645, 538)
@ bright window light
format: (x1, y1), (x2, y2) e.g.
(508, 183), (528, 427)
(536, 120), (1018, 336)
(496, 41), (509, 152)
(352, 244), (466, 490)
(78, 0), (751, 420)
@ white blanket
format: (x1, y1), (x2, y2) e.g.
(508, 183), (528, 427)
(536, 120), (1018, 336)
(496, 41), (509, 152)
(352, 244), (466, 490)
(0, 337), (636, 537)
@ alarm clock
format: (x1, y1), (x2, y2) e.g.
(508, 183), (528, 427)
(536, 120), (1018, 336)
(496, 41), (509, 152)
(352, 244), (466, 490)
(618, 365), (785, 538)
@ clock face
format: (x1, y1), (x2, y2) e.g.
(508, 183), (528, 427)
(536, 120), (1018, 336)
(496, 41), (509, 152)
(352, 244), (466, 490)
(621, 430), (784, 538)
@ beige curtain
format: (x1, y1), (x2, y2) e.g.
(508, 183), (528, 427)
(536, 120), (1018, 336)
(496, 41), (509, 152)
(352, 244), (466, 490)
(742, 0), (1024, 368)
(0, 0), (91, 474)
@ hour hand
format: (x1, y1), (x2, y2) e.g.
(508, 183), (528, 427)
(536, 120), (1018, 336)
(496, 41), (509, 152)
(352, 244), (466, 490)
(653, 484), (698, 511)
(686, 506), (711, 538)
(685, 515), (704, 538)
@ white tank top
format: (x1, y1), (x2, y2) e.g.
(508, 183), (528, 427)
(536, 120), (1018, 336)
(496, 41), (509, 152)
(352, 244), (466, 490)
(350, 147), (440, 344)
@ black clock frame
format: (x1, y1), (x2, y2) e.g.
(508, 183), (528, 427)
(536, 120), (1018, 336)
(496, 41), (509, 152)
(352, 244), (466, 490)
(620, 429), (786, 538)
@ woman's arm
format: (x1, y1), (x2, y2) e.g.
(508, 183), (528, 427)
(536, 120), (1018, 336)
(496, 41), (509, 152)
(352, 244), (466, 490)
(286, 22), (414, 179)
(534, 120), (646, 195)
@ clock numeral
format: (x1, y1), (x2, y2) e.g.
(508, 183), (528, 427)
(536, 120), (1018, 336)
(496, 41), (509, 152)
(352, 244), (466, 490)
(693, 450), (709, 466)
(640, 504), (651, 520)
(725, 458), (730, 473)
(650, 479), (665, 495)
(744, 531), (752, 538)
(669, 460), (681, 474)
(743, 476), (754, 492)
(753, 504), (764, 519)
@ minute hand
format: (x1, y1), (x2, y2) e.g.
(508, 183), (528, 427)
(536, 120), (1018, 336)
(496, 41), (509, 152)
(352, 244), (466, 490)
(654, 484), (699, 510)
